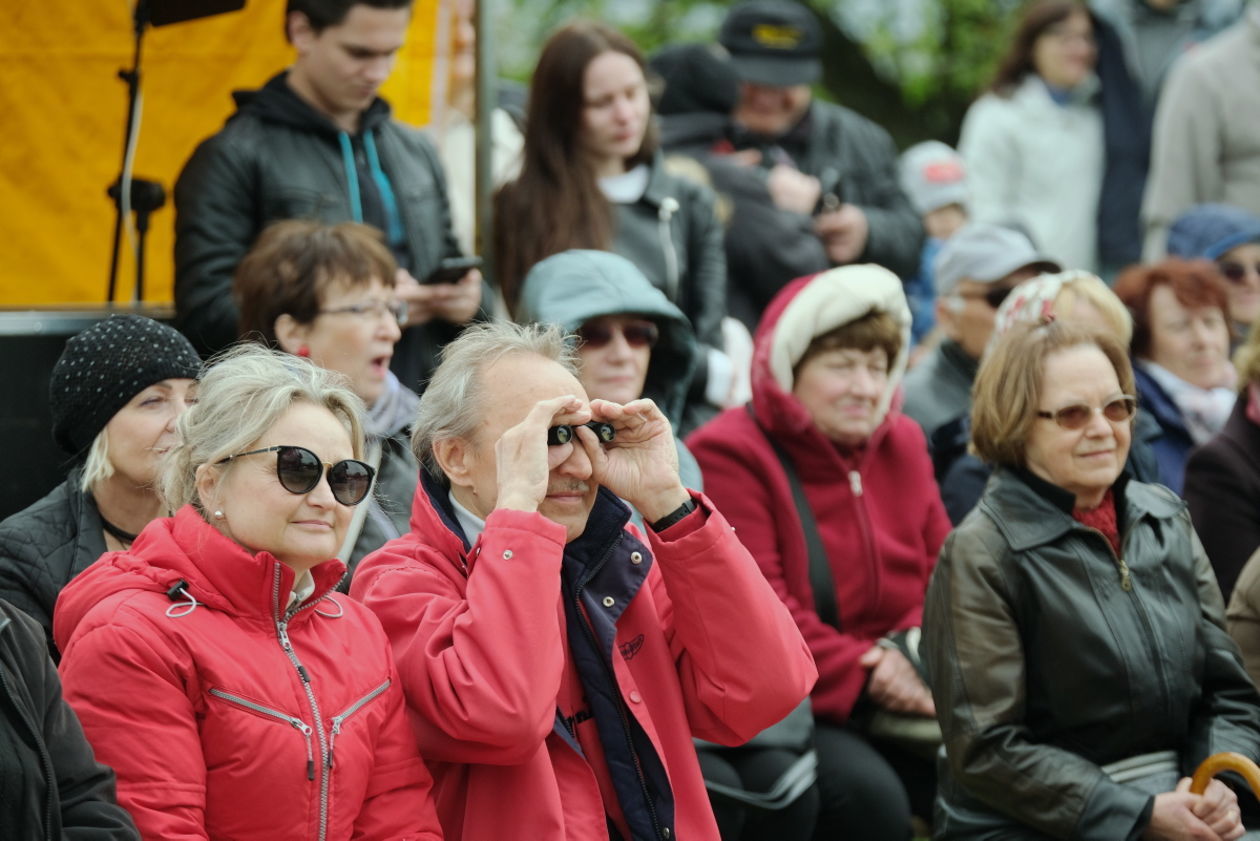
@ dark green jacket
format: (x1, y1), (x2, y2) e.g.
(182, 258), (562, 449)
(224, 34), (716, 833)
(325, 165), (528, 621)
(923, 468), (1260, 840)
(173, 72), (472, 391)
(0, 599), (138, 840)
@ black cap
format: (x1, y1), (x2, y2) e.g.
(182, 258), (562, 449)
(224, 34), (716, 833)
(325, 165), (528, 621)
(49, 315), (202, 456)
(719, 0), (822, 87)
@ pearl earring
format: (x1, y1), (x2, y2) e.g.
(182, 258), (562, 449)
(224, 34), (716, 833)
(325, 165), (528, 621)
(213, 510), (224, 520)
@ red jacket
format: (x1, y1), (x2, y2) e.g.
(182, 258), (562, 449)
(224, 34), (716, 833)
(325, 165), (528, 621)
(53, 506), (442, 841)
(687, 275), (951, 723)
(350, 480), (816, 841)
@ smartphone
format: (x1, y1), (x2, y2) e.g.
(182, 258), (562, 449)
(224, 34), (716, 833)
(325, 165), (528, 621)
(423, 256), (483, 285)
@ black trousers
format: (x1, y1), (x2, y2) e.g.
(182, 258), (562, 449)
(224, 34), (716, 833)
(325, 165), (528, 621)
(699, 746), (820, 841)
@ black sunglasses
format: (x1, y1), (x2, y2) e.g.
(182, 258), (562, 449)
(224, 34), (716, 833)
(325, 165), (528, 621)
(216, 445), (376, 506)
(577, 320), (660, 349)
(1036, 395), (1137, 430)
(1218, 261), (1260, 285)
(547, 421), (616, 446)
(957, 285), (1016, 309)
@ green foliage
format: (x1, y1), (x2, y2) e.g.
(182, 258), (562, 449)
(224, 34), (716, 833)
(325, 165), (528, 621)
(496, 0), (1028, 147)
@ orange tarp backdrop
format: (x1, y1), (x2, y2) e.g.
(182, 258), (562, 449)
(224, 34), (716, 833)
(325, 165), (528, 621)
(0, 0), (441, 306)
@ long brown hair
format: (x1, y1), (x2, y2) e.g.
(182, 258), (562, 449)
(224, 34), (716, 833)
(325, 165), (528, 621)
(988, 0), (1087, 95)
(494, 21), (658, 313)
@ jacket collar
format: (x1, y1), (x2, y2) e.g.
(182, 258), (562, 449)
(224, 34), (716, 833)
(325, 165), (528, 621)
(981, 466), (1183, 552)
(639, 152), (674, 208)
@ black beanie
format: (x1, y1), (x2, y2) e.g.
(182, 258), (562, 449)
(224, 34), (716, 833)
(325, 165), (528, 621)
(49, 314), (202, 456)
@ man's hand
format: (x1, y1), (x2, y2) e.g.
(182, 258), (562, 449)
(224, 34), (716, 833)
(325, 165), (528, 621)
(1144, 778), (1242, 840)
(767, 164), (822, 216)
(814, 204), (870, 265)
(394, 268), (483, 328)
(584, 398), (688, 523)
(859, 645), (935, 717)
(494, 394), (590, 514)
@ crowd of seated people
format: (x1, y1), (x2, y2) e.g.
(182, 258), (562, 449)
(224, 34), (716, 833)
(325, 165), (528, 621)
(7, 0), (1260, 839)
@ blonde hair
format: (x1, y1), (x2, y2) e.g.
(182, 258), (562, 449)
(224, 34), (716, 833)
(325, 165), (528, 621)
(971, 321), (1135, 467)
(159, 344), (366, 512)
(79, 432), (114, 493)
(1236, 320), (1260, 389)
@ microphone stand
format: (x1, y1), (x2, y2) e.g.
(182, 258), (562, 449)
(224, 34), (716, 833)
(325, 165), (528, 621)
(106, 0), (152, 305)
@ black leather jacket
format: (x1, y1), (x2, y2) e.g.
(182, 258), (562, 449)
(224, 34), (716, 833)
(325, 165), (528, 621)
(173, 72), (472, 391)
(0, 472), (106, 661)
(0, 599), (138, 840)
(924, 468), (1260, 840)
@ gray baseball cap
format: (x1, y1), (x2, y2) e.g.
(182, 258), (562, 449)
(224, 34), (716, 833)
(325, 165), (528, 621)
(934, 223), (1061, 298)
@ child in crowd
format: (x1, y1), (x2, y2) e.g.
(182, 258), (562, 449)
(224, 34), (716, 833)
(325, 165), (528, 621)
(898, 140), (969, 347)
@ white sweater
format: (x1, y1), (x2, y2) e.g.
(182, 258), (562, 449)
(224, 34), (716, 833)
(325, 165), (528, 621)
(959, 75), (1103, 272)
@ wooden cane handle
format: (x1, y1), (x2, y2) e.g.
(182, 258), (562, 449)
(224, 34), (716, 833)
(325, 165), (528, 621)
(1190, 752), (1260, 797)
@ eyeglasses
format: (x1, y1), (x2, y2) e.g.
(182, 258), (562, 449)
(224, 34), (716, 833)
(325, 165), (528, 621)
(954, 286), (1016, 310)
(216, 445), (376, 506)
(1217, 261), (1260, 286)
(547, 421), (616, 446)
(1036, 395), (1137, 429)
(320, 299), (408, 326)
(576, 320), (660, 349)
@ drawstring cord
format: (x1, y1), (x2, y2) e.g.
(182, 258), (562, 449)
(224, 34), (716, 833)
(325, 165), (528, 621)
(338, 130), (404, 250)
(164, 579), (201, 618)
(363, 130), (405, 248)
(337, 132), (363, 224)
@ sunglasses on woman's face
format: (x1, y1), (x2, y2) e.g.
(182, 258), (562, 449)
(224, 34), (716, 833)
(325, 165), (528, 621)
(1035, 395), (1137, 430)
(576, 320), (660, 349)
(1217, 261), (1260, 286)
(954, 285), (1017, 310)
(216, 445), (375, 506)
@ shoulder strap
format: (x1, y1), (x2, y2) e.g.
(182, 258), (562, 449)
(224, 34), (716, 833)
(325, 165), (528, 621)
(747, 406), (841, 630)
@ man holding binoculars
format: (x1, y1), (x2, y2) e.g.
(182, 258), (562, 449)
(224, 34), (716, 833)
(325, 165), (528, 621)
(350, 320), (815, 841)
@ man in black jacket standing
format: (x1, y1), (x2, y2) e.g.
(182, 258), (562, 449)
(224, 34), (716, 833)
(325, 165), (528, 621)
(174, 0), (483, 391)
(717, 0), (923, 281)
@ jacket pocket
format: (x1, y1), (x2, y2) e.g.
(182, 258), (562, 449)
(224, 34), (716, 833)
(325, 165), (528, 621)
(208, 687), (317, 780)
(327, 679), (391, 768)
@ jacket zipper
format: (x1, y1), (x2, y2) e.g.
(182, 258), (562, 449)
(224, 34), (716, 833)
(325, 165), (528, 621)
(657, 198), (680, 300)
(571, 537), (668, 841)
(327, 679), (391, 768)
(273, 565), (332, 841)
(208, 688), (316, 779)
(848, 466), (882, 612)
(0, 645), (56, 841)
(1087, 526), (1132, 592)
(1087, 525), (1172, 720)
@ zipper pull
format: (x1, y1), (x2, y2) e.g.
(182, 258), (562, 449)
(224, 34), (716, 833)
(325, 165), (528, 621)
(1119, 559), (1132, 592)
(849, 470), (863, 497)
(277, 621), (292, 652)
(328, 721), (342, 769)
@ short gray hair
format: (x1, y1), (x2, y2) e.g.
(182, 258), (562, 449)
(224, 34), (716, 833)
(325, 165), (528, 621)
(159, 344), (367, 511)
(412, 321), (577, 483)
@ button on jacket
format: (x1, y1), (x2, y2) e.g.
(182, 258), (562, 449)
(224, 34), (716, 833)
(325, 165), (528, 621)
(924, 468), (1260, 840)
(54, 506), (442, 841)
(350, 477), (816, 841)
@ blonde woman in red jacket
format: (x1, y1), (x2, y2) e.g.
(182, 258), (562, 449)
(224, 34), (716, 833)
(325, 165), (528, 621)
(688, 265), (952, 840)
(55, 345), (443, 841)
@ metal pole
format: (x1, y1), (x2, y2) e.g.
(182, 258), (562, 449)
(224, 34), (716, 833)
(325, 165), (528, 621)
(473, 0), (496, 284)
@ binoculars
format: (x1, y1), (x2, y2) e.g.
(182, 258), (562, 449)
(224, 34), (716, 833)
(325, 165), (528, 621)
(547, 421), (616, 446)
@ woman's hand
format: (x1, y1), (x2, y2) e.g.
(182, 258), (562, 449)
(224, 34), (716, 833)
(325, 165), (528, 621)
(1143, 778), (1243, 840)
(859, 645), (935, 717)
